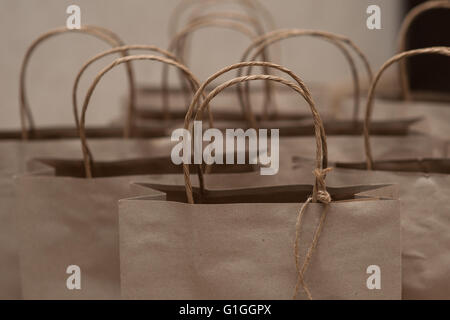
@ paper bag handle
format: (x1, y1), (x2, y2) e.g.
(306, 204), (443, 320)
(19, 25), (131, 139)
(183, 70), (328, 204)
(398, 0), (450, 100)
(177, 13), (271, 71)
(181, 61), (322, 192)
(161, 19), (258, 120)
(183, 61), (323, 141)
(173, 17), (277, 124)
(187, 12), (265, 36)
(79, 55), (207, 178)
(168, 18), (278, 124)
(364, 47), (450, 170)
(73, 45), (180, 138)
(239, 29), (373, 121)
(168, 0), (276, 37)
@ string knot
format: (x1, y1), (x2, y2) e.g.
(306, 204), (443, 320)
(293, 168), (333, 299)
(313, 167), (332, 204)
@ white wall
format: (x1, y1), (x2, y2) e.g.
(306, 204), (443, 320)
(0, 0), (404, 128)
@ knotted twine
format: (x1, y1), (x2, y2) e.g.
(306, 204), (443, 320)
(293, 167), (333, 300)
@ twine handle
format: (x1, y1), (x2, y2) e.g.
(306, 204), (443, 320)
(240, 29), (373, 122)
(182, 12), (272, 67)
(180, 61), (327, 199)
(168, 0), (276, 37)
(187, 12), (265, 36)
(73, 45), (179, 138)
(183, 61), (327, 144)
(79, 55), (205, 178)
(398, 0), (450, 100)
(175, 15), (277, 121)
(364, 47), (450, 170)
(162, 18), (257, 120)
(19, 25), (130, 139)
(183, 72), (328, 204)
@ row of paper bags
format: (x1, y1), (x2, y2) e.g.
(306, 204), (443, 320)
(1, 1), (450, 300)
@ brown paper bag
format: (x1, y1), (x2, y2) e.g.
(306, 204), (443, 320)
(333, 47), (450, 299)
(0, 35), (179, 299)
(0, 25), (137, 299)
(118, 73), (401, 300)
(119, 183), (400, 300)
(0, 137), (181, 300)
(12, 53), (260, 300)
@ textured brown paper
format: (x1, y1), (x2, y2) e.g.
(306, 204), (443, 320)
(209, 163), (450, 300)
(0, 138), (166, 299)
(0, 137), (182, 299)
(331, 163), (450, 299)
(12, 137), (257, 299)
(4, 138), (172, 300)
(119, 181), (401, 300)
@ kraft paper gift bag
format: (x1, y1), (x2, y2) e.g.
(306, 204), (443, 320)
(15, 156), (198, 300)
(12, 52), (261, 300)
(14, 140), (254, 300)
(0, 25), (138, 300)
(1, 136), (191, 300)
(238, 28), (421, 136)
(118, 74), (401, 299)
(119, 181), (400, 300)
(13, 148), (254, 300)
(333, 47), (450, 299)
(0, 37), (195, 299)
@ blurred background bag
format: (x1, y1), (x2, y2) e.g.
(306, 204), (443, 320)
(331, 1), (450, 142)
(334, 47), (450, 299)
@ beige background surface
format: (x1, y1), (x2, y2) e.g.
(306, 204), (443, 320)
(0, 0), (404, 129)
